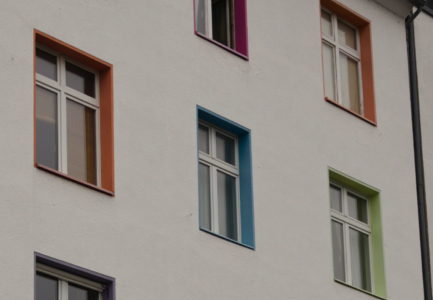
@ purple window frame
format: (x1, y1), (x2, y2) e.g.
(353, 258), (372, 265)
(193, 0), (249, 60)
(34, 252), (115, 300)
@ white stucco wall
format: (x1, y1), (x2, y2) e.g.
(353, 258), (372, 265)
(0, 0), (423, 299)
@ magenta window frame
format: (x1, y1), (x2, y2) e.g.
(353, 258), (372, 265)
(193, 0), (249, 60)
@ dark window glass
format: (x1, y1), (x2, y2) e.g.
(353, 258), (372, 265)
(427, 0), (433, 9)
(199, 163), (211, 231)
(66, 62), (95, 97)
(216, 132), (235, 165)
(212, 0), (234, 47)
(217, 171), (237, 240)
(36, 273), (58, 300)
(36, 86), (58, 170)
(36, 49), (57, 80)
(69, 283), (99, 300)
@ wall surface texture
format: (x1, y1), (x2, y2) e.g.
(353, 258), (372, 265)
(0, 0), (424, 299)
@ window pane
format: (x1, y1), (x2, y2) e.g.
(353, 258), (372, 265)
(350, 228), (371, 292)
(199, 163), (211, 231)
(67, 100), (97, 184)
(69, 283), (99, 300)
(196, 0), (207, 35)
(212, 0), (233, 47)
(330, 185), (342, 212)
(36, 273), (58, 300)
(347, 194), (368, 223)
(36, 86), (58, 170)
(339, 53), (360, 113)
(36, 49), (57, 80)
(338, 21), (357, 50)
(217, 171), (237, 240)
(322, 43), (336, 100)
(321, 10), (333, 37)
(216, 132), (235, 165)
(66, 62), (95, 97)
(331, 221), (345, 282)
(198, 124), (209, 154)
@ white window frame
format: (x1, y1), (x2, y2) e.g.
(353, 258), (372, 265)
(36, 45), (101, 186)
(330, 182), (374, 292)
(197, 0), (234, 48)
(36, 263), (103, 300)
(198, 121), (242, 241)
(321, 8), (364, 114)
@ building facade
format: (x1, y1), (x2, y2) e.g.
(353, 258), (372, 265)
(0, 0), (429, 299)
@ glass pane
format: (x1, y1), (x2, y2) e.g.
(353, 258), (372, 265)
(321, 10), (332, 37)
(198, 124), (209, 154)
(350, 228), (371, 292)
(196, 0), (207, 35)
(330, 185), (342, 212)
(69, 283), (99, 300)
(36, 49), (57, 80)
(331, 221), (345, 282)
(339, 53), (360, 113)
(217, 171), (237, 240)
(322, 43), (336, 100)
(66, 62), (95, 97)
(67, 100), (97, 184)
(347, 194), (368, 223)
(36, 273), (58, 300)
(212, 0), (233, 47)
(216, 132), (235, 165)
(199, 163), (211, 231)
(36, 86), (58, 170)
(338, 20), (357, 49)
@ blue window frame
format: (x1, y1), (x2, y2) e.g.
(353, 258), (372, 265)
(197, 106), (255, 249)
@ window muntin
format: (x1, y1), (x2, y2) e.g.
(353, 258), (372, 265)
(321, 9), (363, 115)
(36, 264), (103, 300)
(330, 183), (372, 292)
(35, 46), (101, 186)
(198, 121), (241, 242)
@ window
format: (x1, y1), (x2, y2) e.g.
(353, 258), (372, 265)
(197, 106), (254, 248)
(328, 169), (386, 298)
(35, 253), (115, 300)
(320, 0), (376, 125)
(194, 0), (249, 58)
(34, 30), (114, 195)
(425, 0), (433, 16)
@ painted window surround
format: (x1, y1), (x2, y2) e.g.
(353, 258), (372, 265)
(329, 168), (386, 299)
(34, 30), (115, 196)
(321, 0), (376, 126)
(34, 252), (115, 300)
(193, 0), (249, 60)
(197, 106), (255, 249)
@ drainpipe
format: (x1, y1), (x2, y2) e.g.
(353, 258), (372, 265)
(406, 3), (432, 300)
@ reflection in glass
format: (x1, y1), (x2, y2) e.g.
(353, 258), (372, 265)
(196, 0), (207, 35)
(199, 163), (211, 231)
(212, 0), (233, 47)
(216, 132), (235, 165)
(340, 53), (360, 113)
(198, 124), (209, 153)
(330, 185), (342, 212)
(217, 171), (237, 240)
(36, 273), (58, 300)
(66, 62), (95, 97)
(67, 100), (96, 184)
(331, 221), (345, 282)
(347, 194), (368, 223)
(36, 86), (58, 170)
(322, 43), (336, 100)
(321, 10), (333, 37)
(69, 283), (99, 300)
(338, 21), (357, 49)
(350, 228), (371, 292)
(36, 49), (57, 80)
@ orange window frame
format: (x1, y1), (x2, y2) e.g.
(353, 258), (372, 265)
(34, 30), (115, 195)
(321, 0), (376, 125)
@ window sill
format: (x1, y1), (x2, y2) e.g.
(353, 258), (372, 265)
(194, 31), (249, 61)
(35, 164), (114, 196)
(199, 228), (255, 250)
(334, 279), (386, 300)
(325, 97), (377, 126)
